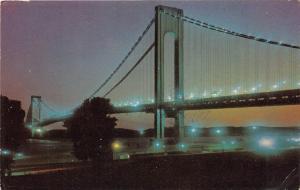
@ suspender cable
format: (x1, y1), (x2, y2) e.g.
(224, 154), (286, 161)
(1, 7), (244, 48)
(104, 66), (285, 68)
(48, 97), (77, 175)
(104, 43), (155, 97)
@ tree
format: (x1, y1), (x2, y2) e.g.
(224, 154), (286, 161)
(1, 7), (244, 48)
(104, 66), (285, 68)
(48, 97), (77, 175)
(64, 97), (117, 161)
(1, 96), (28, 178)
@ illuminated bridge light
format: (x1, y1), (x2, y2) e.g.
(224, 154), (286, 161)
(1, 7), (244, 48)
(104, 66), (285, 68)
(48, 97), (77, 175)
(148, 98), (154, 103)
(272, 84), (278, 89)
(135, 101), (140, 106)
(189, 93), (195, 99)
(131, 101), (140, 107)
(251, 126), (257, 130)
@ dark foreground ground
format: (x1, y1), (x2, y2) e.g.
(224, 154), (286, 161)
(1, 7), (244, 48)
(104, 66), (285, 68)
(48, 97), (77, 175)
(3, 149), (300, 190)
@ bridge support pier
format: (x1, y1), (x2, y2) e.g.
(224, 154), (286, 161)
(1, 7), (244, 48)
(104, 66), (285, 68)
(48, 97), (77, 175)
(155, 5), (184, 140)
(25, 95), (42, 136)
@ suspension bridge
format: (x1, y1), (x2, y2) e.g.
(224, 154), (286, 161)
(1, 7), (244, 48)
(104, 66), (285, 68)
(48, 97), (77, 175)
(26, 5), (300, 139)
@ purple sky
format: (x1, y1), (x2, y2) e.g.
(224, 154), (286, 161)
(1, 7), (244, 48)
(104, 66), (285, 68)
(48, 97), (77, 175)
(2, 1), (300, 129)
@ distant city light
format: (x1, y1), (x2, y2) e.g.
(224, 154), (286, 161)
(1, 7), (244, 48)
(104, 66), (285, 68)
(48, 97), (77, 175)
(189, 93), (195, 99)
(272, 84), (278, 89)
(36, 128), (43, 133)
(119, 153), (130, 160)
(15, 152), (24, 158)
(1, 149), (11, 155)
(288, 137), (300, 143)
(258, 137), (274, 148)
(232, 86), (241, 95)
(132, 101), (140, 107)
(139, 129), (145, 135)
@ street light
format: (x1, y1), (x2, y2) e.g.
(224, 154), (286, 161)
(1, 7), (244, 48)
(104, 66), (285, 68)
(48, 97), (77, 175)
(112, 141), (122, 152)
(177, 142), (188, 152)
(210, 127), (226, 136)
(152, 139), (164, 151)
(258, 137), (274, 148)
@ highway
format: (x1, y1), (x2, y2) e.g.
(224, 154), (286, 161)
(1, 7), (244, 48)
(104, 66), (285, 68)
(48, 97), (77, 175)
(11, 139), (79, 176)
(10, 134), (300, 176)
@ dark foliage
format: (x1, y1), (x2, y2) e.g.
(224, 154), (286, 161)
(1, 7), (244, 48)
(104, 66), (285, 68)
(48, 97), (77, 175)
(64, 97), (117, 161)
(113, 128), (140, 138)
(1, 96), (28, 178)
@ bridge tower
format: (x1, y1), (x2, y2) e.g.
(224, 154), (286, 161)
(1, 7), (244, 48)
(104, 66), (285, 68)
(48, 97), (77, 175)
(26, 95), (42, 128)
(155, 5), (184, 139)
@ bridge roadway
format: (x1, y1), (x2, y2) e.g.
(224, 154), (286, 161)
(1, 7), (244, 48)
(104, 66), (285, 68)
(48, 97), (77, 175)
(113, 89), (300, 115)
(39, 89), (299, 126)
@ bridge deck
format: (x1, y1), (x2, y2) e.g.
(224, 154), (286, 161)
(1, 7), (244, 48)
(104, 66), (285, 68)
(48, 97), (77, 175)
(38, 89), (300, 126)
(113, 89), (300, 114)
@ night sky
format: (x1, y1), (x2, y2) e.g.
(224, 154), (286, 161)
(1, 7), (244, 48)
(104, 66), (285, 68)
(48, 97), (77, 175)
(2, 1), (300, 130)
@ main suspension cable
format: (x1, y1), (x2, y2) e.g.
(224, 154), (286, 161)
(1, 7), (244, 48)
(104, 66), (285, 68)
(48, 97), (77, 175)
(88, 17), (155, 99)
